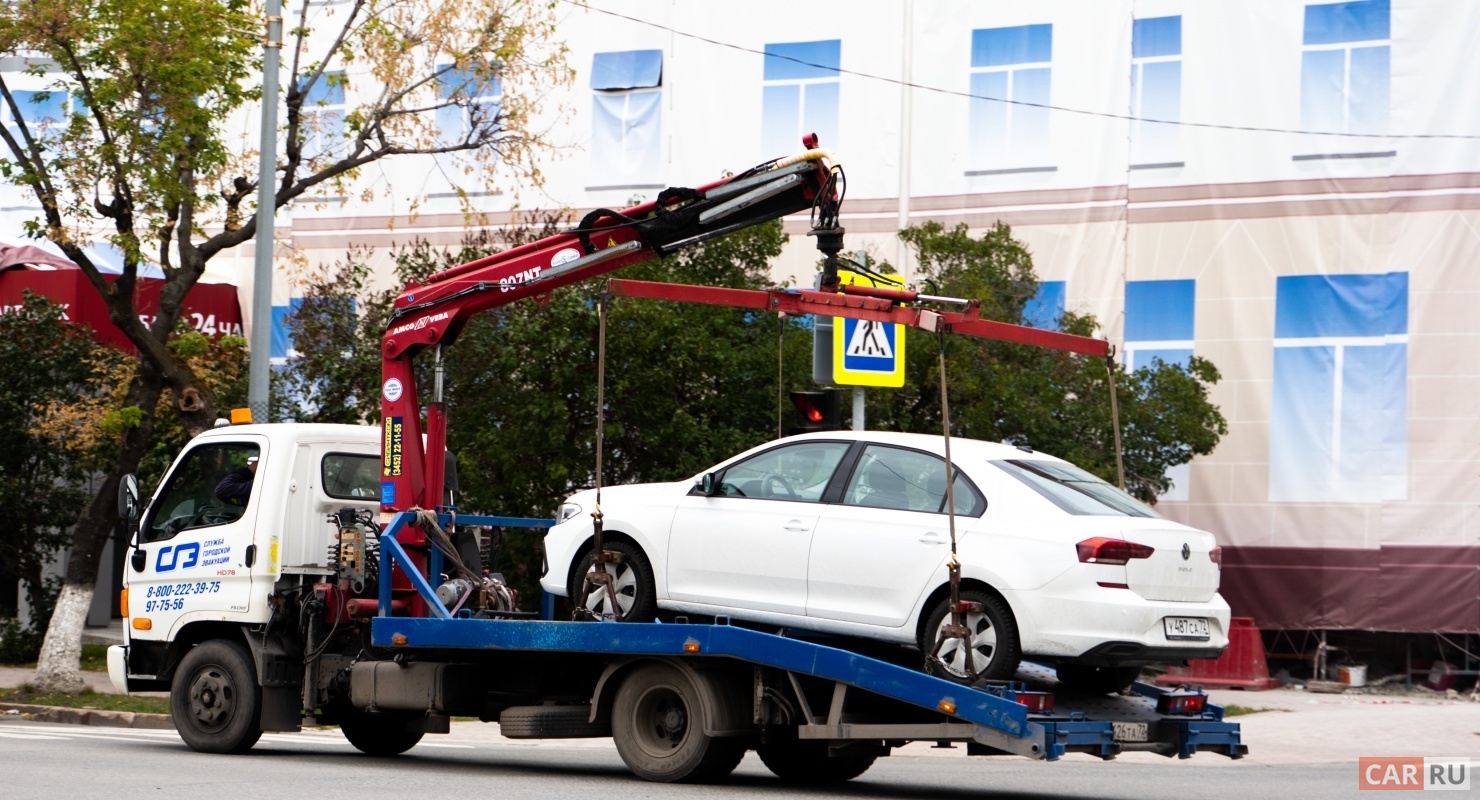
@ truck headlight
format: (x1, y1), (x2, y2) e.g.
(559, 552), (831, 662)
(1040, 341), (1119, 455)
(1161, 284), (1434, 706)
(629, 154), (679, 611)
(556, 502), (582, 523)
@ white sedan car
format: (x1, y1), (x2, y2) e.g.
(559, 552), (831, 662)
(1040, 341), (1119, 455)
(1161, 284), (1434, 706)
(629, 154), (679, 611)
(541, 431), (1229, 692)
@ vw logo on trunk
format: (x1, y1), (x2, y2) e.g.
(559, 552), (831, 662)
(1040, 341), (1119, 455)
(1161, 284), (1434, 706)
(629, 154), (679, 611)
(1181, 543), (1191, 560)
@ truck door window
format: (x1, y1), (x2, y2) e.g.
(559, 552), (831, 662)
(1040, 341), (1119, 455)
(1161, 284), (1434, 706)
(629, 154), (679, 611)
(322, 453), (381, 499)
(145, 443), (261, 542)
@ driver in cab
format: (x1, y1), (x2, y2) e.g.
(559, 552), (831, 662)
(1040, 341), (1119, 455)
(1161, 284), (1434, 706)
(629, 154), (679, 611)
(215, 455), (257, 505)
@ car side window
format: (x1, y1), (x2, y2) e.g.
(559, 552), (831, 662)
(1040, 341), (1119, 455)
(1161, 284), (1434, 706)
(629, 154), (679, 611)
(842, 445), (985, 516)
(718, 441), (851, 502)
(322, 452), (380, 499)
(144, 443), (261, 542)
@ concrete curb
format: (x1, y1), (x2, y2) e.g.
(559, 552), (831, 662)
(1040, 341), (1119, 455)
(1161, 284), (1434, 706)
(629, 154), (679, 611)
(0, 702), (174, 730)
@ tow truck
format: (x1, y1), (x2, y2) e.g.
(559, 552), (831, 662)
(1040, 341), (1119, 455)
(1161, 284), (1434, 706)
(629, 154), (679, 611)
(107, 144), (1246, 783)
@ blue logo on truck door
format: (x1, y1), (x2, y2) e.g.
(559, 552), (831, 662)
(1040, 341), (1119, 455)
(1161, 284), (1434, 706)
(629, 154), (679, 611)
(155, 542), (201, 572)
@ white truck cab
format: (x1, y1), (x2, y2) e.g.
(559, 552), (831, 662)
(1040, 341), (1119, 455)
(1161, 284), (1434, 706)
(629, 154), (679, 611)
(110, 423), (380, 694)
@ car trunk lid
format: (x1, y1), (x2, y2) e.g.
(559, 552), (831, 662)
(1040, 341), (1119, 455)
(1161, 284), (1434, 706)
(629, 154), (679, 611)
(1121, 529), (1220, 602)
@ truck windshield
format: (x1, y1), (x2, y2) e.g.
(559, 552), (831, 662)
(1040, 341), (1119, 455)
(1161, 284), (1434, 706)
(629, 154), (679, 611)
(993, 459), (1162, 518)
(146, 442), (261, 541)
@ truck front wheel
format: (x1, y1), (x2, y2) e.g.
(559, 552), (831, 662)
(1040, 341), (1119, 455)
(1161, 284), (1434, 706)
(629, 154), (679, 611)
(611, 662), (745, 782)
(170, 640), (262, 754)
(340, 711), (425, 756)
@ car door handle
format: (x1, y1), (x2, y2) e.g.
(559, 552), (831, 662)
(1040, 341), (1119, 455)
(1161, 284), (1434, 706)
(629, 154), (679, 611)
(919, 532), (947, 544)
(783, 520), (810, 532)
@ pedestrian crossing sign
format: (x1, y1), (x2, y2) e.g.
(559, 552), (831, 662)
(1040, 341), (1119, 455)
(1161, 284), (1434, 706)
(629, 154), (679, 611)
(832, 269), (906, 387)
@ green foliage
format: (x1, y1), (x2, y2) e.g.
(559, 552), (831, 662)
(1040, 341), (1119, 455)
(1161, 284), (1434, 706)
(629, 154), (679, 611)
(874, 222), (1227, 501)
(0, 294), (120, 639)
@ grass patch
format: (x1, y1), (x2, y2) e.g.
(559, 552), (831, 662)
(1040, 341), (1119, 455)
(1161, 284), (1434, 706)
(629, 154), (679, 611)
(1221, 704), (1276, 717)
(4, 643), (113, 672)
(0, 686), (171, 715)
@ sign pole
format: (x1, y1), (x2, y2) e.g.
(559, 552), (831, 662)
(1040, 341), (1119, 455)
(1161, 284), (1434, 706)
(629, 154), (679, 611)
(852, 386), (865, 431)
(247, 0), (284, 422)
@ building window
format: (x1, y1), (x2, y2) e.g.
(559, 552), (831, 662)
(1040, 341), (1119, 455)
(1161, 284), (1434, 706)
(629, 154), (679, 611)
(967, 24), (1053, 175)
(436, 64), (500, 146)
(301, 71), (346, 156)
(1130, 16), (1182, 169)
(1022, 280), (1065, 330)
(1298, 0), (1392, 159)
(1126, 279), (1196, 501)
(761, 39), (841, 158)
(588, 49), (663, 191)
(1270, 273), (1408, 503)
(4, 90), (68, 131)
(1124, 279), (1195, 371)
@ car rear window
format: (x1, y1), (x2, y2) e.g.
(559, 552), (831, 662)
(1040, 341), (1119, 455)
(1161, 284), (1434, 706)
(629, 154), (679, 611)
(993, 459), (1162, 518)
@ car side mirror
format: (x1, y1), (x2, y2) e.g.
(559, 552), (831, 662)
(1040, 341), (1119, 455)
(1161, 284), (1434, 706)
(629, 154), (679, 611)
(698, 472), (718, 496)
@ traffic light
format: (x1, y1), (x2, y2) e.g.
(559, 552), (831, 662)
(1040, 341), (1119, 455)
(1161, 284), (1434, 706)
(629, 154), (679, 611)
(788, 390), (841, 435)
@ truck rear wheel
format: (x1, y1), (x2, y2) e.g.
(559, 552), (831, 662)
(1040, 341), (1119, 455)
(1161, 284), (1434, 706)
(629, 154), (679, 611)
(611, 662), (745, 783)
(340, 711), (425, 756)
(170, 639), (262, 754)
(757, 733), (876, 783)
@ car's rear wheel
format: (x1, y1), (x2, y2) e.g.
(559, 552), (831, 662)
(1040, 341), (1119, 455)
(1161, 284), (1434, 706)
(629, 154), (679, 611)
(1054, 663), (1143, 695)
(921, 590), (1020, 683)
(570, 539), (657, 622)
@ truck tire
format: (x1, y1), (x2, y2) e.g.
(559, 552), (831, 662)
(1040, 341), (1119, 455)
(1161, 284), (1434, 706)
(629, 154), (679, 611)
(170, 639), (262, 754)
(499, 705), (610, 738)
(610, 662), (746, 783)
(757, 734), (876, 783)
(340, 711), (425, 756)
(1055, 664), (1142, 695)
(570, 540), (657, 622)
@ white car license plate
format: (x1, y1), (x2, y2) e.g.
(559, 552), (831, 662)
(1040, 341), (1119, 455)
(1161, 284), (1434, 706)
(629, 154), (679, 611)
(1163, 616), (1211, 641)
(1112, 722), (1149, 742)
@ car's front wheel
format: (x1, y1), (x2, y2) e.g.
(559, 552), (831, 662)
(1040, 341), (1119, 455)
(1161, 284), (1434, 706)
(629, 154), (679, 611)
(570, 539), (657, 622)
(920, 590), (1021, 683)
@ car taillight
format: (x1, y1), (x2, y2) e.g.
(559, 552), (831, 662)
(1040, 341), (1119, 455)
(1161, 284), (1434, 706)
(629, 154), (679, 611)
(1209, 546), (1223, 567)
(1076, 537), (1154, 565)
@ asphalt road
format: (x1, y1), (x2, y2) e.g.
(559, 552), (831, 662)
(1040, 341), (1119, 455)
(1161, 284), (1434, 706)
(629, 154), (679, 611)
(0, 718), (1363, 800)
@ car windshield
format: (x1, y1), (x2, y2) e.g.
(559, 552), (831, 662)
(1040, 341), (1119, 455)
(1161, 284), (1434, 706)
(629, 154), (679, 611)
(993, 459), (1162, 518)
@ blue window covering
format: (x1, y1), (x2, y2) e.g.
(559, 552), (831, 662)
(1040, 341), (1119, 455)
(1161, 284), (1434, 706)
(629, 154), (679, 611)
(1133, 16), (1182, 58)
(761, 40), (841, 157)
(1303, 0), (1390, 45)
(1125, 280), (1195, 370)
(12, 90), (67, 125)
(1022, 280), (1065, 330)
(437, 66), (501, 142)
(591, 50), (663, 90)
(763, 40), (841, 81)
(1270, 272), (1408, 503)
(270, 298), (306, 362)
(1274, 272), (1407, 338)
(968, 25), (1052, 169)
(1300, 1), (1390, 137)
(301, 72), (345, 149)
(591, 90), (662, 182)
(971, 24), (1052, 68)
(1126, 280), (1196, 341)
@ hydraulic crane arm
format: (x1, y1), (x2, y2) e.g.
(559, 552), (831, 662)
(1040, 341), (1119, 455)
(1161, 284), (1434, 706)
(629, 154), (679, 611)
(380, 149), (844, 514)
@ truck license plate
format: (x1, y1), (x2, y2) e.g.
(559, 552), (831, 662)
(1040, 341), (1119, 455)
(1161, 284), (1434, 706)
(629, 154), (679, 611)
(1113, 722), (1149, 742)
(1163, 616), (1211, 640)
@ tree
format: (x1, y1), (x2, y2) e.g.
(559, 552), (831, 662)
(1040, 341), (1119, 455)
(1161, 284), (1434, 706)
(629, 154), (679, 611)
(280, 219), (811, 599)
(0, 0), (569, 691)
(872, 221), (1226, 501)
(0, 293), (127, 661)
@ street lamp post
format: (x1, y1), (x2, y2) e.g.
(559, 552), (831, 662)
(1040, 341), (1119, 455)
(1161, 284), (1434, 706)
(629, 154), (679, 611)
(247, 0), (284, 422)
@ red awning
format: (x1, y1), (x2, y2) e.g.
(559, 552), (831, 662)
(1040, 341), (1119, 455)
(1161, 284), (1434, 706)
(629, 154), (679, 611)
(0, 268), (242, 351)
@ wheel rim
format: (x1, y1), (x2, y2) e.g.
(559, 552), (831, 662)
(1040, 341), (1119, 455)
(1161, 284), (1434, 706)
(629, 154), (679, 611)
(935, 609), (997, 678)
(584, 561), (637, 617)
(186, 664), (237, 731)
(630, 683), (690, 758)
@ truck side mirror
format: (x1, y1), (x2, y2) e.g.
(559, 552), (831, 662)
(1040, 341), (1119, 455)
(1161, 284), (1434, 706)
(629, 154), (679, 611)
(118, 473), (140, 522)
(698, 472), (718, 496)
